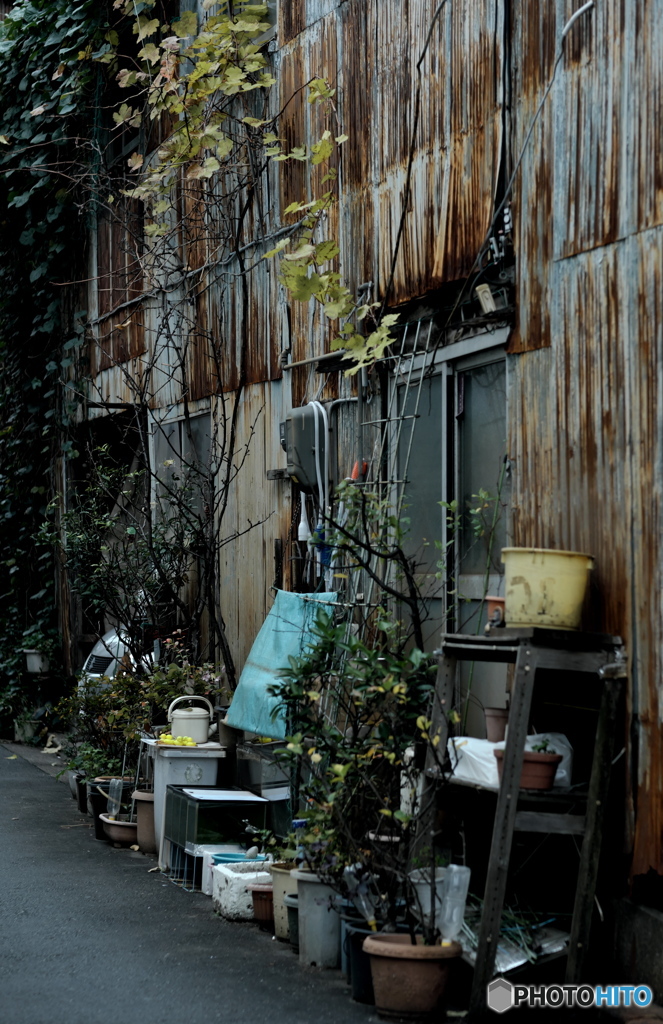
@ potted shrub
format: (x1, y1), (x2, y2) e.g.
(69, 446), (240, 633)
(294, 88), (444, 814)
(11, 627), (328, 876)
(362, 933), (461, 1020)
(270, 608), (464, 1012)
(56, 743), (127, 835)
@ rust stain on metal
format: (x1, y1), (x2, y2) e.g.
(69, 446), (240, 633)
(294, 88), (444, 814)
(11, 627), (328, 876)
(278, 0), (306, 45)
(93, 208), (146, 374)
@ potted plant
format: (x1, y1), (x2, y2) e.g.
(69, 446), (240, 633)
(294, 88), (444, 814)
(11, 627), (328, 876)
(494, 736), (563, 790)
(57, 741), (95, 811)
(20, 625), (60, 675)
(12, 702), (60, 745)
(13, 706), (43, 743)
(270, 608), (464, 1013)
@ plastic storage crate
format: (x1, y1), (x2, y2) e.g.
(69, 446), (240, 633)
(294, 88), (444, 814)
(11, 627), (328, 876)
(164, 786), (268, 853)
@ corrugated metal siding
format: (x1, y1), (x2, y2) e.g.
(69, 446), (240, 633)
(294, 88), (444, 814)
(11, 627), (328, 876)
(508, 0), (663, 875)
(219, 381), (294, 670)
(508, 2), (557, 353)
(80, 0), (663, 879)
(553, 0), (626, 258)
(278, 0), (503, 308)
(631, 2), (663, 232)
(93, 210), (146, 374)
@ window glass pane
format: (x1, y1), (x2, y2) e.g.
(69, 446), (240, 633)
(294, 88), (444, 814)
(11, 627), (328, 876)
(153, 421), (180, 494)
(182, 413), (212, 471)
(457, 360), (508, 576)
(397, 375), (443, 572)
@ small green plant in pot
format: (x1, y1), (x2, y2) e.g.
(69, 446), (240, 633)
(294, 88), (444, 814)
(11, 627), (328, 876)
(494, 736), (563, 790)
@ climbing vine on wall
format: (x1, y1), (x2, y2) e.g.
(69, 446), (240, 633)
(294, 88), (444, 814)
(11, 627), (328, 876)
(0, 0), (106, 712)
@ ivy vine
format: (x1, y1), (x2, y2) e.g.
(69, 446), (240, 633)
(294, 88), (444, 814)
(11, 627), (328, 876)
(0, 0), (106, 713)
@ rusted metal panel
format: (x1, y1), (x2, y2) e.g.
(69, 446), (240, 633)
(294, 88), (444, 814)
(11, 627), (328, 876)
(278, 0), (306, 45)
(278, 0), (503, 327)
(507, 2), (557, 353)
(277, 43), (307, 218)
(219, 381), (294, 671)
(339, 0), (504, 300)
(631, 1), (663, 231)
(553, 0), (626, 259)
(508, 2), (663, 875)
(93, 208), (146, 374)
(629, 228), (663, 876)
(510, 0), (663, 353)
(509, 226), (663, 875)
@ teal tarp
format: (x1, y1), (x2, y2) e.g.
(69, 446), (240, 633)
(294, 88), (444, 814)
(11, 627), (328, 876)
(224, 590), (337, 740)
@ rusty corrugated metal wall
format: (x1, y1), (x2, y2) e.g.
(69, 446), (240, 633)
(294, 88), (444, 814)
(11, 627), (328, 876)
(508, 0), (663, 877)
(84, 0), (507, 672)
(80, 0), (663, 876)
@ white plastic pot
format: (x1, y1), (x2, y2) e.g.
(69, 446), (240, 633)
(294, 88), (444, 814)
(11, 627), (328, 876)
(167, 695), (214, 743)
(24, 649), (49, 674)
(292, 869), (341, 968)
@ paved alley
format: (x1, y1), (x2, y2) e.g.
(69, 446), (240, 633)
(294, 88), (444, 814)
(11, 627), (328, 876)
(0, 749), (375, 1024)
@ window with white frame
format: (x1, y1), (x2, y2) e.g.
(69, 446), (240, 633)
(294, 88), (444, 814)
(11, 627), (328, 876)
(392, 326), (510, 734)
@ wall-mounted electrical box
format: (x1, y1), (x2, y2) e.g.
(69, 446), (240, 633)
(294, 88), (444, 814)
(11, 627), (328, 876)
(280, 406), (327, 493)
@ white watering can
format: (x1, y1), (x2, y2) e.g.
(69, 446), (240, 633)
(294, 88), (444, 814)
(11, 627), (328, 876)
(167, 695), (216, 744)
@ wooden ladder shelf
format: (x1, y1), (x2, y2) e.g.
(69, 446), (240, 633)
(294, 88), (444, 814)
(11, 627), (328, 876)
(430, 628), (626, 1011)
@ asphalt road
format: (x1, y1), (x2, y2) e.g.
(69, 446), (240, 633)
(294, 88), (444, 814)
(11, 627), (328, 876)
(0, 747), (377, 1024)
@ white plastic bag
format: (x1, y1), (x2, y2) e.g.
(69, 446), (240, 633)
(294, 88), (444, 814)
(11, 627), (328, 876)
(448, 732), (573, 789)
(448, 737), (500, 788)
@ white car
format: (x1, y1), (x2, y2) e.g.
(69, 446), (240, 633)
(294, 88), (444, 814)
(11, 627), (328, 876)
(80, 628), (152, 684)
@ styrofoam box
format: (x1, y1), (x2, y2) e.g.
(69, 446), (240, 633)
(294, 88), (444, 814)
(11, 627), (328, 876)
(192, 844), (244, 896)
(212, 861), (272, 920)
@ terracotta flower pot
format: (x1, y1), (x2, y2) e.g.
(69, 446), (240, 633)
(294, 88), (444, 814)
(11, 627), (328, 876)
(484, 707), (508, 743)
(132, 790), (157, 854)
(362, 933), (461, 1022)
(485, 595), (505, 628)
(494, 749), (563, 790)
(247, 883), (274, 931)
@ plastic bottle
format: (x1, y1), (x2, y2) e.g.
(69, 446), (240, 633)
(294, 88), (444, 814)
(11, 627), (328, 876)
(106, 778), (124, 820)
(439, 864), (471, 946)
(292, 818), (307, 866)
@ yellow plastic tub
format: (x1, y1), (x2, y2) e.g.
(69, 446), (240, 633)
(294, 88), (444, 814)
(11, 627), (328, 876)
(502, 548), (594, 630)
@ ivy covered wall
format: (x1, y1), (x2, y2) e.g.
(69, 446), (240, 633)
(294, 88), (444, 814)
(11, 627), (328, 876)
(0, 0), (106, 716)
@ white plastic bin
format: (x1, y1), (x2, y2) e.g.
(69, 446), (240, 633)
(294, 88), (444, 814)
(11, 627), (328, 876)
(140, 738), (227, 870)
(292, 869), (341, 968)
